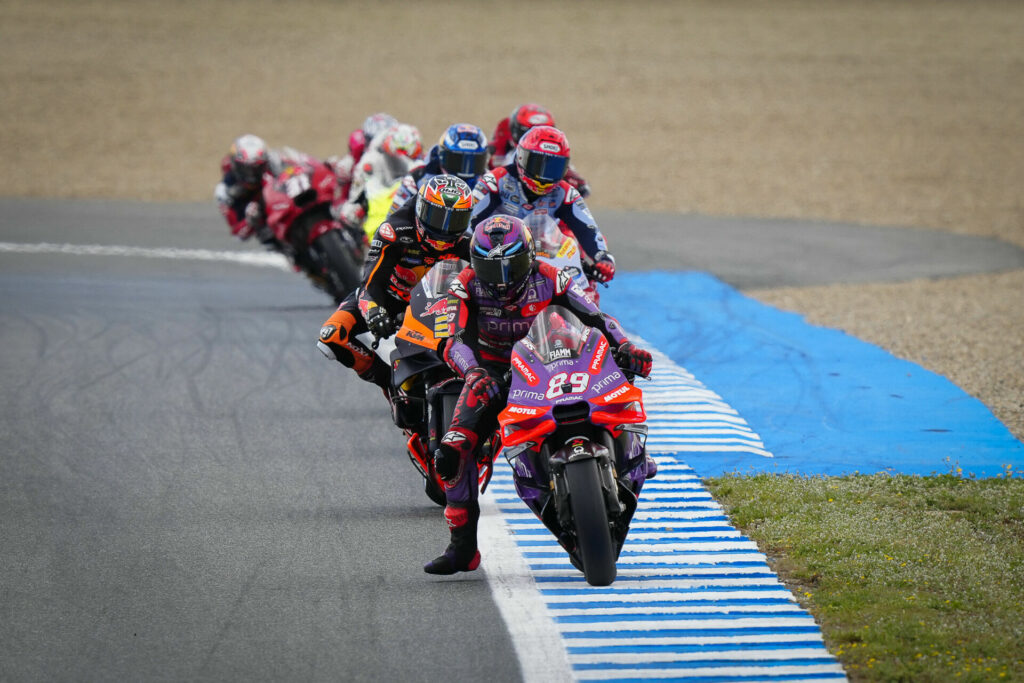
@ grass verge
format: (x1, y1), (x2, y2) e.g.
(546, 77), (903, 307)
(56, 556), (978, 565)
(703, 469), (1024, 682)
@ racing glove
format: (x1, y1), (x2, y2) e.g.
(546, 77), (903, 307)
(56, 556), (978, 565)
(591, 251), (616, 283)
(244, 201), (265, 231)
(464, 366), (501, 408)
(615, 341), (653, 378)
(365, 305), (397, 340)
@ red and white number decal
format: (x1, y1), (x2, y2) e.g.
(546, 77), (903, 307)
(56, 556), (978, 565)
(545, 371), (590, 399)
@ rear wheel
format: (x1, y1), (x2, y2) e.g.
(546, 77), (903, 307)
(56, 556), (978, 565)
(565, 458), (616, 586)
(313, 230), (361, 303)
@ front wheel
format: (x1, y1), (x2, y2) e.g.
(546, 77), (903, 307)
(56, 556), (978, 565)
(312, 230), (361, 303)
(565, 458), (617, 586)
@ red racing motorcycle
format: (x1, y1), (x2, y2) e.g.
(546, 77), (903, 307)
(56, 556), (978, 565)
(262, 154), (363, 303)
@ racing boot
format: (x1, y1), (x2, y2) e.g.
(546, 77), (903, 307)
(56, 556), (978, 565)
(424, 502), (480, 575)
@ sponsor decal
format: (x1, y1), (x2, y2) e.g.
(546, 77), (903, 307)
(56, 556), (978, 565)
(512, 355), (540, 386)
(602, 384), (630, 403)
(319, 325), (337, 341)
(556, 270), (573, 294)
(589, 337), (609, 373)
(507, 405), (543, 416)
(449, 279), (468, 300)
(539, 141), (562, 153)
(591, 369), (623, 394)
(547, 347), (572, 361)
(378, 223), (396, 241)
(522, 302), (545, 316)
(404, 329), (425, 341)
(425, 298), (448, 316)
(510, 388), (545, 402)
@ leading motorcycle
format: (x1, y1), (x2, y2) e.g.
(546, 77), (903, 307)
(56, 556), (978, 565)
(496, 305), (650, 586)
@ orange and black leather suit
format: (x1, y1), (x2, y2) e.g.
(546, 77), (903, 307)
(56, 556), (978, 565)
(316, 197), (470, 389)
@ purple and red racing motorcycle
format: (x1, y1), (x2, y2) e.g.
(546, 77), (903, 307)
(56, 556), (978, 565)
(496, 305), (650, 586)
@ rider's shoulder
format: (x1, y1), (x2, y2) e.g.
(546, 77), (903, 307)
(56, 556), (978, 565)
(559, 181), (582, 203)
(537, 260), (561, 281)
(449, 268), (475, 300)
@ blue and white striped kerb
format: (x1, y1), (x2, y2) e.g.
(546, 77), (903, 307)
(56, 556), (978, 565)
(480, 345), (846, 682)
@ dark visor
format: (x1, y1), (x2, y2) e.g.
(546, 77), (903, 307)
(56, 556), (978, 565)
(440, 149), (487, 179)
(473, 248), (531, 288)
(520, 151), (568, 183)
(419, 201), (471, 238)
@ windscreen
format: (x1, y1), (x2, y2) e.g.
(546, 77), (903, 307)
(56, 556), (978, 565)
(419, 258), (467, 299)
(526, 214), (567, 259)
(526, 305), (588, 364)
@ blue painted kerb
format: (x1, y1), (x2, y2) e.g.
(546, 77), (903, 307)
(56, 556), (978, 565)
(603, 271), (1024, 478)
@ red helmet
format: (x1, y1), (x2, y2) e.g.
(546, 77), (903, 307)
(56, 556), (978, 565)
(509, 103), (555, 145)
(229, 134), (269, 189)
(515, 125), (570, 196)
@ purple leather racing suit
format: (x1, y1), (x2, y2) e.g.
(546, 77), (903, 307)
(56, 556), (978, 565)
(438, 260), (630, 515)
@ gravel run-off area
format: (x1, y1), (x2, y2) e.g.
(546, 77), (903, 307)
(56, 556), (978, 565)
(2, 0), (1022, 438)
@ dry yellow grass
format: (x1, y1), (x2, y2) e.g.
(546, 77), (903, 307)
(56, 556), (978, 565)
(2, 0), (1022, 436)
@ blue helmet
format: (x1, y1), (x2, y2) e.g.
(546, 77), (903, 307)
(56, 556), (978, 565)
(439, 123), (488, 182)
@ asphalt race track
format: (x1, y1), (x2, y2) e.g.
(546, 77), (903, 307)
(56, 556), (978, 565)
(2, 198), (1023, 681)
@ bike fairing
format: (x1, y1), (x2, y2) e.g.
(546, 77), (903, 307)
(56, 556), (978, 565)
(498, 306), (650, 584)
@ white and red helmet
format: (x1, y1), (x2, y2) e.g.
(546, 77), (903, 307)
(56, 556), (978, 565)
(229, 134), (269, 188)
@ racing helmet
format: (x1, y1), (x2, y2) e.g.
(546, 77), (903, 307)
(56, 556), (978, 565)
(515, 125), (570, 196)
(438, 123), (488, 182)
(509, 103), (556, 145)
(470, 215), (535, 299)
(415, 175), (473, 249)
(229, 134), (269, 189)
(361, 112), (398, 143)
(380, 124), (424, 183)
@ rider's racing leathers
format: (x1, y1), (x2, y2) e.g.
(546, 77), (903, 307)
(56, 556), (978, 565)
(317, 197), (470, 389)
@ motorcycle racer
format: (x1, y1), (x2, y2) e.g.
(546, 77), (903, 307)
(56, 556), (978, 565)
(387, 123), (489, 216)
(471, 125), (616, 293)
(488, 103), (590, 197)
(317, 175), (474, 392)
(334, 123), (425, 243)
(423, 215), (653, 575)
(214, 134), (284, 249)
(327, 112), (400, 208)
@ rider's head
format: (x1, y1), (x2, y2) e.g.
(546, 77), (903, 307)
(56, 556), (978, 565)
(415, 175), (473, 250)
(509, 103), (555, 146)
(515, 125), (570, 196)
(438, 123), (488, 182)
(470, 215), (536, 300)
(361, 112), (398, 144)
(229, 134), (269, 190)
(380, 123), (423, 182)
